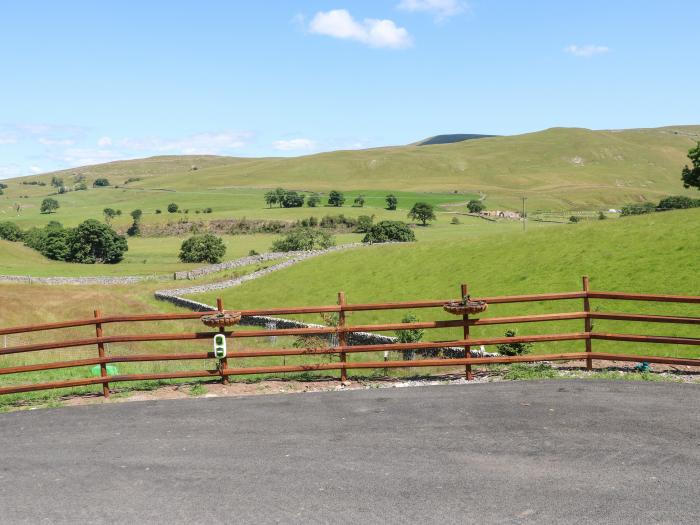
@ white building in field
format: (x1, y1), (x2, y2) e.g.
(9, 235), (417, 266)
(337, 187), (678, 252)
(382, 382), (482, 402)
(481, 210), (522, 220)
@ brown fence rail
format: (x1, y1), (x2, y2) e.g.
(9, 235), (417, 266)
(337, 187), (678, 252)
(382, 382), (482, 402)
(0, 277), (698, 397)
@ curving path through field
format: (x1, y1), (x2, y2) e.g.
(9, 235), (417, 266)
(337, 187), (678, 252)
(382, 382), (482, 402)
(1, 380), (699, 524)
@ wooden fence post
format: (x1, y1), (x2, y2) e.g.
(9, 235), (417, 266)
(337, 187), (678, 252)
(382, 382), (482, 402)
(93, 309), (109, 398)
(582, 276), (593, 370)
(338, 292), (348, 383)
(217, 298), (229, 385)
(461, 283), (473, 380)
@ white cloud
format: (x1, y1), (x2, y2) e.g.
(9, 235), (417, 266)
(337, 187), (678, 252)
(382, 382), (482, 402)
(309, 9), (411, 49)
(0, 134), (16, 145)
(38, 137), (75, 146)
(97, 136), (113, 147)
(29, 166), (43, 174)
(273, 138), (317, 152)
(564, 44), (610, 58)
(59, 148), (122, 166)
(397, 0), (466, 20)
(119, 131), (253, 154)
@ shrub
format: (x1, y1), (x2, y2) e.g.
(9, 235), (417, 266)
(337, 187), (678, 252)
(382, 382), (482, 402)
(451, 216), (461, 224)
(0, 183), (7, 189)
(467, 199), (485, 213)
(248, 249), (259, 256)
(281, 190), (305, 208)
(0, 221), (24, 241)
(204, 207), (213, 213)
(179, 234), (227, 263)
(355, 215), (374, 233)
(385, 194), (398, 210)
(155, 209), (162, 214)
(328, 190), (345, 207)
(408, 202), (436, 225)
(264, 191), (278, 208)
(319, 214), (356, 229)
(271, 228), (335, 252)
(598, 211), (606, 220)
(40, 197), (60, 214)
(620, 202), (656, 216)
(307, 194), (320, 207)
(93, 178), (110, 187)
(50, 176), (63, 188)
(67, 220), (128, 263)
(394, 313), (424, 361)
(658, 195), (699, 210)
(74, 182), (88, 191)
(569, 215), (580, 223)
(167, 203), (179, 213)
(353, 195), (365, 207)
(362, 220), (416, 244)
(497, 329), (533, 356)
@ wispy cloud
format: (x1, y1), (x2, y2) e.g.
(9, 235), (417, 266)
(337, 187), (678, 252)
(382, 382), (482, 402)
(564, 44), (610, 58)
(38, 137), (75, 146)
(273, 138), (317, 152)
(309, 9), (412, 49)
(0, 133), (17, 145)
(397, 0), (467, 21)
(97, 136), (113, 147)
(119, 131), (254, 155)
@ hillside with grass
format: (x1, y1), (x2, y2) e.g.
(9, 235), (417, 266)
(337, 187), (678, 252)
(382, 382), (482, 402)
(2, 126), (698, 214)
(190, 208), (700, 357)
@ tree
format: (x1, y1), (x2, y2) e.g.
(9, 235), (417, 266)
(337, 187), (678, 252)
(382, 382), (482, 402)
(130, 209), (143, 221)
(394, 313), (424, 361)
(408, 202), (436, 225)
(127, 209), (143, 237)
(271, 228), (335, 252)
(50, 176), (63, 188)
(355, 215), (374, 233)
(385, 194), (398, 210)
(353, 195), (365, 207)
(264, 191), (278, 208)
(307, 194), (320, 207)
(40, 197), (59, 214)
(93, 178), (110, 187)
(0, 221), (24, 241)
(280, 190), (305, 208)
(103, 208), (117, 224)
(328, 190), (345, 207)
(362, 220), (416, 244)
(598, 211), (607, 220)
(66, 220), (128, 263)
(167, 203), (179, 213)
(621, 202), (656, 216)
(179, 234), (227, 263)
(658, 195), (699, 210)
(467, 199), (485, 213)
(681, 142), (700, 190)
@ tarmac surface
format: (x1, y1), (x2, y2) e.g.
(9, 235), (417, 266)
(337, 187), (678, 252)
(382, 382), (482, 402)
(1, 380), (699, 524)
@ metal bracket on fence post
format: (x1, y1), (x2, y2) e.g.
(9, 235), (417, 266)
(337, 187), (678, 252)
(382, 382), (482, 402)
(583, 276), (593, 371)
(338, 292), (348, 383)
(94, 309), (110, 398)
(461, 283), (473, 380)
(217, 298), (230, 385)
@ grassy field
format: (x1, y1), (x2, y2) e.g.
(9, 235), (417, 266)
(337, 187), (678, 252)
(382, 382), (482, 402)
(2, 126), (698, 215)
(189, 208), (700, 358)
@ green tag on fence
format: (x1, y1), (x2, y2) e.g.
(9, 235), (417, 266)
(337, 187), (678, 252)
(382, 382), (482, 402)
(90, 364), (118, 377)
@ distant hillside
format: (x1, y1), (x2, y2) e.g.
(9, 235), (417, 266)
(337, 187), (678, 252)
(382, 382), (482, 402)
(416, 134), (498, 146)
(5, 125), (700, 210)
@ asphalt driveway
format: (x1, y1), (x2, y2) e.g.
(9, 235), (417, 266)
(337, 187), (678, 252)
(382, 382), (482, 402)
(1, 380), (699, 524)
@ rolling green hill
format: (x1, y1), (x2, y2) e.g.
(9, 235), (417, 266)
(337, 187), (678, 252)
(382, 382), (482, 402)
(2, 125), (698, 213)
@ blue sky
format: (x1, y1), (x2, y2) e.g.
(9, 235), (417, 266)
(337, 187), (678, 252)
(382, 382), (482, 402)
(1, 0), (698, 177)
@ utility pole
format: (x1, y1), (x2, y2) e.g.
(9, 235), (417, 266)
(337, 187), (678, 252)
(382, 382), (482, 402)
(521, 197), (527, 231)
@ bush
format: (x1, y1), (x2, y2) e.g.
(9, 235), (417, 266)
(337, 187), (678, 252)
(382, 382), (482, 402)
(155, 209), (162, 214)
(355, 215), (374, 233)
(67, 220), (128, 263)
(497, 329), (533, 356)
(307, 194), (320, 207)
(319, 214), (356, 229)
(362, 220), (416, 244)
(598, 211), (606, 220)
(281, 190), (305, 208)
(408, 202), (436, 225)
(204, 207), (213, 213)
(40, 197), (60, 214)
(658, 195), (699, 210)
(93, 178), (110, 187)
(179, 234), (227, 263)
(74, 182), (88, 191)
(467, 199), (485, 213)
(620, 202), (656, 216)
(167, 203), (179, 213)
(394, 313), (424, 361)
(569, 215), (580, 223)
(353, 195), (365, 207)
(271, 228), (335, 252)
(451, 216), (461, 224)
(385, 194), (398, 210)
(0, 221), (24, 241)
(328, 190), (345, 207)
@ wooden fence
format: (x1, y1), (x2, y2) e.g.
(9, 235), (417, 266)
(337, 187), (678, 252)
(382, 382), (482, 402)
(0, 277), (698, 397)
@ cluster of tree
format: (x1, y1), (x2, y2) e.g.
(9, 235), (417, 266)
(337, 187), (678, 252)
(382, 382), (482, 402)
(179, 234), (227, 263)
(271, 228), (336, 252)
(22, 220), (128, 264)
(0, 221), (24, 241)
(93, 178), (111, 187)
(620, 195), (700, 217)
(264, 190), (400, 210)
(362, 220), (416, 244)
(102, 207), (122, 224)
